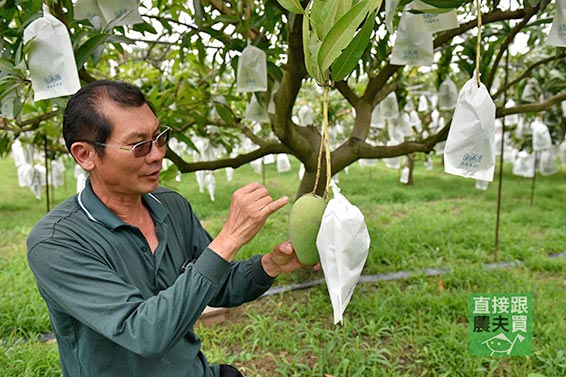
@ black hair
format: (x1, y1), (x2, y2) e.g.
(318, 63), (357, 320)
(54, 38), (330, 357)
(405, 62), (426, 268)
(63, 80), (152, 156)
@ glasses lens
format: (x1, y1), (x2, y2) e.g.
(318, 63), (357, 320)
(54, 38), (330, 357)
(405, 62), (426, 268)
(133, 140), (152, 158)
(156, 128), (171, 147)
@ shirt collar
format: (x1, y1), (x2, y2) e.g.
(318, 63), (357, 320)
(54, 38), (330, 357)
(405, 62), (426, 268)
(77, 177), (168, 231)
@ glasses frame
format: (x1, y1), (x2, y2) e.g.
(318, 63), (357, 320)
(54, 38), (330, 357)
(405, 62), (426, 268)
(93, 127), (171, 158)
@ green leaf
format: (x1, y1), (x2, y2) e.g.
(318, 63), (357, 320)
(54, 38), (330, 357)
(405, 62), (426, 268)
(318, 0), (371, 72)
(193, 0), (204, 25)
(275, 0), (304, 14)
(267, 61), (284, 83)
(0, 131), (13, 158)
(0, 58), (15, 72)
(214, 102), (234, 126)
(302, 5), (317, 81)
(409, 7), (456, 14)
(171, 132), (198, 153)
(75, 34), (112, 69)
(419, 0), (468, 9)
(311, 0), (342, 39)
(132, 21), (158, 35)
(331, 11), (376, 82)
(336, 0), (354, 21)
(309, 36), (329, 84)
(0, 82), (22, 100)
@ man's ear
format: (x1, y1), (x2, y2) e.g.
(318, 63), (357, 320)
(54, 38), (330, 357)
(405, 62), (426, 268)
(70, 142), (97, 171)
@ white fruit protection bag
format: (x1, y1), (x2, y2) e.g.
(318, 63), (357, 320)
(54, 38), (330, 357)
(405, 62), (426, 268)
(316, 182), (370, 325)
(74, 0), (143, 26)
(390, 11), (434, 66)
(412, 0), (459, 33)
(531, 118), (552, 151)
(437, 78), (459, 110)
(237, 43), (268, 92)
(444, 76), (496, 181)
(23, 4), (81, 101)
(244, 95), (270, 123)
(547, 0), (566, 47)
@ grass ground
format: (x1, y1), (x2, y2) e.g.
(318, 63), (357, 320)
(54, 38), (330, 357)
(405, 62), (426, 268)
(0, 153), (565, 376)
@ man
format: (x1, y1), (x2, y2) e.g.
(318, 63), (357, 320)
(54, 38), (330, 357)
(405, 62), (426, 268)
(27, 80), (304, 377)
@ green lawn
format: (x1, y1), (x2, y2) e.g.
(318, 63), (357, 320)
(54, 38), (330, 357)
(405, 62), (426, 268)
(1, 153), (565, 376)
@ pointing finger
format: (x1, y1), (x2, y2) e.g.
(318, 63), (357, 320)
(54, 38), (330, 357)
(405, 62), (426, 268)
(262, 196), (289, 214)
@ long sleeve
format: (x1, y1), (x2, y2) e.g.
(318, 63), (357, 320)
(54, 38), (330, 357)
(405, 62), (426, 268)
(28, 240), (229, 359)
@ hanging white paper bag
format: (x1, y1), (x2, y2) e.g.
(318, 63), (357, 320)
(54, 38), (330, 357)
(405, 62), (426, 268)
(225, 167), (234, 182)
(386, 0), (401, 33)
(317, 182), (370, 325)
(23, 4), (81, 101)
(263, 154), (275, 165)
(390, 11), (434, 66)
(512, 150), (535, 178)
(400, 166), (410, 184)
(237, 44), (268, 92)
(250, 158), (263, 175)
(444, 77), (496, 181)
(384, 140), (402, 169)
(276, 154), (292, 172)
(204, 172), (216, 202)
(371, 105), (385, 129)
(559, 140), (566, 165)
(413, 0), (459, 33)
(381, 91), (400, 119)
(547, 0), (566, 47)
(438, 78), (459, 110)
(475, 179), (489, 191)
(297, 105), (314, 126)
(74, 0), (104, 22)
(418, 95), (428, 112)
(531, 119), (552, 151)
(537, 149), (557, 176)
(244, 95), (270, 123)
(98, 0), (143, 26)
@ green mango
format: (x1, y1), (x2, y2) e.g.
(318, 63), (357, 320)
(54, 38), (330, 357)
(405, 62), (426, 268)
(288, 194), (327, 265)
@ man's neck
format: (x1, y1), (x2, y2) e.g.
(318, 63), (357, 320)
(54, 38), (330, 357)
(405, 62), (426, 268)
(90, 182), (148, 225)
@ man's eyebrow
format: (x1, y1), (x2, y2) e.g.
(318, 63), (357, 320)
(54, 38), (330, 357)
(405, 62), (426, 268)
(124, 125), (161, 140)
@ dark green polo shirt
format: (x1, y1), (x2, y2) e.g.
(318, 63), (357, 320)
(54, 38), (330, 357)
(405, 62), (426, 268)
(27, 179), (275, 377)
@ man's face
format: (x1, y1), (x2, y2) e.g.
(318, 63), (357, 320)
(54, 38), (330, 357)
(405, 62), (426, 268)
(89, 101), (165, 199)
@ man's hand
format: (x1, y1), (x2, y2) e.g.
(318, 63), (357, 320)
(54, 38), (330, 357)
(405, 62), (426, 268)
(261, 241), (305, 278)
(208, 182), (288, 262)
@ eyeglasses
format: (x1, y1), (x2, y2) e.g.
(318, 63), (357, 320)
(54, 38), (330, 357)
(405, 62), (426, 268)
(93, 127), (171, 158)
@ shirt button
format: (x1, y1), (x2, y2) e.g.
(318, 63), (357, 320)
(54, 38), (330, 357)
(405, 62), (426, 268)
(141, 246), (148, 252)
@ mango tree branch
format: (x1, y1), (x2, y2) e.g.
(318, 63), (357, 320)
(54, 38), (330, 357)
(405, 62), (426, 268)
(485, 6), (539, 90)
(271, 10), (312, 164)
(166, 141), (292, 172)
(331, 123), (451, 174)
(433, 7), (535, 48)
(493, 51), (566, 98)
(335, 80), (360, 108)
(202, 0), (260, 40)
(0, 111), (60, 136)
(496, 91), (566, 117)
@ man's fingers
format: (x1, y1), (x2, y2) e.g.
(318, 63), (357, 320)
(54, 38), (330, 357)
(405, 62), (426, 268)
(239, 181), (262, 194)
(274, 240), (293, 255)
(281, 241), (294, 255)
(262, 196), (289, 214)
